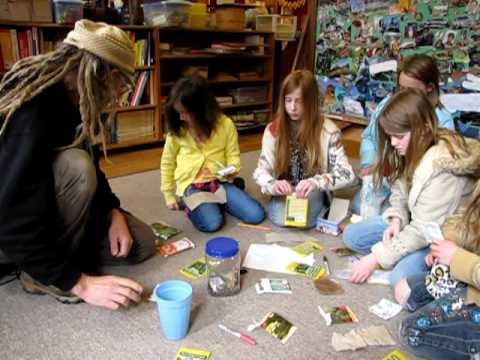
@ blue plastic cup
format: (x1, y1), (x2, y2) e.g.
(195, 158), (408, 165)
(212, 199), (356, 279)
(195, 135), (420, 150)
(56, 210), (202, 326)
(154, 280), (193, 340)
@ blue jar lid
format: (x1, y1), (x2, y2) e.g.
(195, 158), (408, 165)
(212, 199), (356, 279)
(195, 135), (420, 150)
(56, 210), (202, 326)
(205, 237), (239, 258)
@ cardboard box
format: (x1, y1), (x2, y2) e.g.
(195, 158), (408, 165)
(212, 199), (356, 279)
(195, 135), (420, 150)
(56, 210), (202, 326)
(0, 0), (52, 22)
(0, 0), (31, 22)
(316, 198), (350, 236)
(32, 0), (53, 22)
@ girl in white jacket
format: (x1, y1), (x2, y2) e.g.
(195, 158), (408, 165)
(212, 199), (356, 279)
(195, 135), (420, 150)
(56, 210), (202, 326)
(344, 88), (476, 287)
(253, 70), (356, 228)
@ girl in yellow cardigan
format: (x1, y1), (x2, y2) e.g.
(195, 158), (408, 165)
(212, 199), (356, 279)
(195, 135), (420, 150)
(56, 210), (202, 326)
(160, 75), (265, 232)
(398, 181), (480, 359)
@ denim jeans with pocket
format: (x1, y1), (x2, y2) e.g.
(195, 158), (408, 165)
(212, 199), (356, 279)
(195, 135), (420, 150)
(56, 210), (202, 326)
(183, 182), (265, 233)
(400, 288), (480, 360)
(343, 215), (429, 286)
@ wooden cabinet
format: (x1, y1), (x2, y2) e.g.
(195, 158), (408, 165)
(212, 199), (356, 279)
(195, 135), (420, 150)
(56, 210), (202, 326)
(0, 22), (275, 149)
(157, 28), (275, 134)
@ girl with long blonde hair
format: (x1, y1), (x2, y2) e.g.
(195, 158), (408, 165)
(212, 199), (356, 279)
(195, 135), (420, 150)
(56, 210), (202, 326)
(253, 69), (356, 228)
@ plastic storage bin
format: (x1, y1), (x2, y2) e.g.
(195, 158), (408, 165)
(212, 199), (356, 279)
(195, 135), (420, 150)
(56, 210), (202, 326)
(143, 0), (191, 27)
(256, 15), (297, 41)
(206, 237), (241, 297)
(53, 0), (84, 24)
(189, 2), (209, 29)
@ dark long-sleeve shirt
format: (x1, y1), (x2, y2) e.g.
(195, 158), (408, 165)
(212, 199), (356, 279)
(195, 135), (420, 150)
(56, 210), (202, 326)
(0, 83), (119, 291)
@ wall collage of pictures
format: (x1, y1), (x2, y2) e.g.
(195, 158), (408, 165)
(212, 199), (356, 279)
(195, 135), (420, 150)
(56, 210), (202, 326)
(314, 0), (480, 135)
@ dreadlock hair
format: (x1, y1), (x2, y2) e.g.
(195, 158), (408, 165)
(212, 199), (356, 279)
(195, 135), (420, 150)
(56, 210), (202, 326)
(0, 44), (124, 151)
(375, 88), (468, 188)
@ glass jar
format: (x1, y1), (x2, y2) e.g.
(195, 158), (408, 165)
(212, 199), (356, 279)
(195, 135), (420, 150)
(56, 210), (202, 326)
(205, 237), (240, 297)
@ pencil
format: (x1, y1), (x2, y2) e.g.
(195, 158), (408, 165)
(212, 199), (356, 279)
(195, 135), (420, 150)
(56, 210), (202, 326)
(238, 223), (272, 232)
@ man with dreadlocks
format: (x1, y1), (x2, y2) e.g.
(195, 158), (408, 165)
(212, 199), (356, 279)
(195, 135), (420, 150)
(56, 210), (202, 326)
(0, 20), (156, 309)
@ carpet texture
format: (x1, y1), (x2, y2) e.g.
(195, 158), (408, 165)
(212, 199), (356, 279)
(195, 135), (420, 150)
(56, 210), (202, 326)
(0, 151), (420, 360)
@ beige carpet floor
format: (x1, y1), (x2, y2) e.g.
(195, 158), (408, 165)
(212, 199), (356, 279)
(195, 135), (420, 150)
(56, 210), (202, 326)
(0, 151), (420, 360)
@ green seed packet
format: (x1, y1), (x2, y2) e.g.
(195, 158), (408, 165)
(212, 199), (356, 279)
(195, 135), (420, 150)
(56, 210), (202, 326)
(173, 347), (211, 360)
(151, 221), (180, 240)
(180, 258), (208, 280)
(259, 312), (297, 344)
(291, 239), (323, 257)
(287, 262), (325, 280)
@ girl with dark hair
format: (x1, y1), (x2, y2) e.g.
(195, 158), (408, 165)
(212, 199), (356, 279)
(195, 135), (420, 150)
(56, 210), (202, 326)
(161, 75), (265, 232)
(343, 89), (480, 287)
(253, 69), (356, 228)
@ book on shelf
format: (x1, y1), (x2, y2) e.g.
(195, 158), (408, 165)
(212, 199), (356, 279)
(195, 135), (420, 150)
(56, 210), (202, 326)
(112, 110), (155, 144)
(0, 29), (15, 70)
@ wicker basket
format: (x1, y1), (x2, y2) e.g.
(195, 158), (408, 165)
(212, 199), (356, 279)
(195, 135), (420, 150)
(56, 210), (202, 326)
(216, 5), (245, 31)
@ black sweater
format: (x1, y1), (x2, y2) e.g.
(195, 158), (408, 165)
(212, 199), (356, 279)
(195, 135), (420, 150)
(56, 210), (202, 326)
(0, 83), (120, 291)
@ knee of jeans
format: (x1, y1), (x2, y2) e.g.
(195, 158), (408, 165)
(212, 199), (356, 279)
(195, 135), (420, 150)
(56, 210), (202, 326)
(242, 204), (265, 224)
(54, 149), (97, 198)
(342, 224), (359, 250)
(196, 215), (224, 233)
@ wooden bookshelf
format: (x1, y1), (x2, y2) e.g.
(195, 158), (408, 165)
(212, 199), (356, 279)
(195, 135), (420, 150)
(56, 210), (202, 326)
(0, 22), (275, 149)
(157, 27), (275, 134)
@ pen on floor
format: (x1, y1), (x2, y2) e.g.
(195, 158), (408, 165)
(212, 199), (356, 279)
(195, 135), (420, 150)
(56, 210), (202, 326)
(218, 324), (257, 346)
(323, 255), (331, 276)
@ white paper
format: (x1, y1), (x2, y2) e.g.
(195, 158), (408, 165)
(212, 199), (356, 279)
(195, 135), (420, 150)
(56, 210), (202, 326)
(328, 198), (350, 222)
(440, 93), (480, 113)
(242, 244), (314, 274)
(420, 221), (444, 244)
(369, 60), (397, 76)
(369, 298), (403, 320)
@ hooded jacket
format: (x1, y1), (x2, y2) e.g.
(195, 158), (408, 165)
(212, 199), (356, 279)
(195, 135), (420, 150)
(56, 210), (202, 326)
(372, 135), (480, 269)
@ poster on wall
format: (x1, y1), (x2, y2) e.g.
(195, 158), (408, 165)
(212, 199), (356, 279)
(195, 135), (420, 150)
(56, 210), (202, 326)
(314, 0), (480, 125)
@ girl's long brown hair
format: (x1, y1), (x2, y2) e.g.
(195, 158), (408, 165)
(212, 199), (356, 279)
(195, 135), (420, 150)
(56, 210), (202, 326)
(463, 183), (480, 249)
(397, 54), (441, 107)
(375, 88), (467, 187)
(274, 70), (324, 177)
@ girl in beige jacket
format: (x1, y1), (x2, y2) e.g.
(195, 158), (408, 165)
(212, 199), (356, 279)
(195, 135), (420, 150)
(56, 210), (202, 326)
(343, 88), (479, 287)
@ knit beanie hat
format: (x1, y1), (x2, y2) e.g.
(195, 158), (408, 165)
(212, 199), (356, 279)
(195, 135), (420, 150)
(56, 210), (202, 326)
(64, 19), (135, 80)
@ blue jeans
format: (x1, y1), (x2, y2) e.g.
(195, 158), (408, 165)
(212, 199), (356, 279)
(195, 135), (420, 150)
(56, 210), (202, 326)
(343, 216), (429, 286)
(400, 290), (480, 360)
(267, 190), (327, 229)
(184, 183), (265, 233)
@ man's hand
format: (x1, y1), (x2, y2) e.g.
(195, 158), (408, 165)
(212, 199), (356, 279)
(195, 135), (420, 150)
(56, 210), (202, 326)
(350, 253), (379, 283)
(383, 218), (401, 242)
(431, 238), (458, 266)
(295, 179), (316, 198)
(109, 209), (133, 257)
(273, 180), (293, 196)
(167, 202), (180, 210)
(71, 274), (143, 310)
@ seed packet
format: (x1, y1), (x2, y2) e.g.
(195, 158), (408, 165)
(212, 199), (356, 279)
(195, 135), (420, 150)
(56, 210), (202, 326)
(173, 347), (211, 360)
(369, 298), (403, 320)
(158, 237), (195, 257)
(330, 246), (357, 257)
(284, 195), (308, 227)
(151, 221), (180, 240)
(291, 239), (323, 257)
(259, 312), (297, 344)
(180, 258), (208, 280)
(287, 262), (325, 280)
(255, 278), (292, 294)
(318, 304), (359, 326)
(383, 349), (409, 360)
